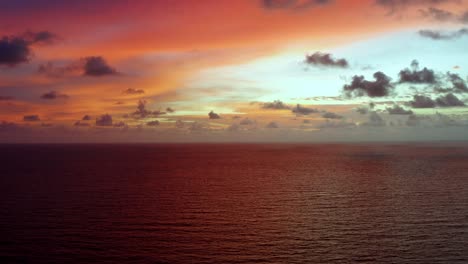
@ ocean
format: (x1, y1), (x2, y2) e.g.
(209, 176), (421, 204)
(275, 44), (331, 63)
(0, 143), (467, 263)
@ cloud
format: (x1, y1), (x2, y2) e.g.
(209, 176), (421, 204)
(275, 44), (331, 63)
(262, 0), (332, 10)
(386, 104), (414, 115)
(0, 36), (32, 66)
(376, 0), (460, 14)
(262, 100), (291, 110)
(166, 107), (175, 113)
(123, 88), (145, 95)
(265, 121), (279, 128)
(40, 90), (69, 100)
(420, 7), (457, 21)
(37, 61), (82, 78)
(83, 56), (118, 76)
(292, 104), (320, 115)
(410, 95), (437, 108)
(343, 71), (394, 97)
(410, 93), (465, 108)
(96, 114), (113, 126)
(23, 115), (40, 121)
(304, 52), (349, 68)
(435, 93), (465, 107)
(38, 56), (118, 78)
(0, 96), (14, 101)
(447, 72), (468, 93)
(22, 31), (57, 45)
(132, 99), (165, 118)
(209, 110), (221, 119)
(420, 7), (468, 24)
(398, 60), (436, 84)
(0, 31), (57, 66)
(146, 120), (160, 126)
(322, 111), (343, 119)
(418, 28), (468, 40)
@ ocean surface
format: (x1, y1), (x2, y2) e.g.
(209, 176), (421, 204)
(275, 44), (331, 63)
(0, 143), (467, 263)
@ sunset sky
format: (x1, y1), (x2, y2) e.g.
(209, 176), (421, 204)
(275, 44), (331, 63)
(1, 0), (468, 142)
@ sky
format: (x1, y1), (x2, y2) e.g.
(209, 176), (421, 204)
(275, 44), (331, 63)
(1, 0), (468, 142)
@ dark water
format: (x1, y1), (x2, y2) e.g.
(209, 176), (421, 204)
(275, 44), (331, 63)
(0, 144), (467, 263)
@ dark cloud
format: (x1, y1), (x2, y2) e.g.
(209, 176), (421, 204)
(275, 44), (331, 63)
(209, 110), (221, 119)
(0, 31), (57, 66)
(0, 96), (14, 101)
(398, 60), (436, 84)
(40, 90), (69, 100)
(83, 56), (118, 76)
(418, 28), (468, 40)
(262, 0), (332, 10)
(410, 95), (437, 108)
(82, 115), (91, 121)
(292, 104), (320, 115)
(447, 72), (468, 93)
(386, 105), (414, 115)
(132, 100), (165, 118)
(322, 111), (343, 119)
(123, 88), (144, 95)
(146, 120), (160, 126)
(435, 93), (465, 107)
(305, 52), (349, 68)
(134, 100), (151, 118)
(23, 31), (57, 45)
(343, 71), (394, 97)
(410, 93), (465, 108)
(166, 107), (175, 113)
(262, 100), (291, 110)
(23, 115), (40, 122)
(96, 114), (113, 126)
(0, 36), (31, 66)
(266, 121), (279, 128)
(38, 56), (118, 78)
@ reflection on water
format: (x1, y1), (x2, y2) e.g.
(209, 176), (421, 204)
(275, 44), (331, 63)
(0, 144), (467, 263)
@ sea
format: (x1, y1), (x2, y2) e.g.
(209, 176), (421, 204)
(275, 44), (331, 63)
(0, 143), (467, 263)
